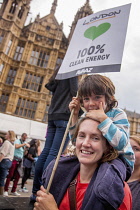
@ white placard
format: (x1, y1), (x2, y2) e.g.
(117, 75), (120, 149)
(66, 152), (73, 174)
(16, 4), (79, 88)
(56, 4), (131, 79)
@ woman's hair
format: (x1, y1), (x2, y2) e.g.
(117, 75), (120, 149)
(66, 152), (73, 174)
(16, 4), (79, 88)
(29, 139), (36, 147)
(36, 139), (41, 147)
(29, 139), (40, 153)
(130, 135), (140, 146)
(78, 74), (118, 111)
(72, 117), (118, 163)
(8, 130), (16, 142)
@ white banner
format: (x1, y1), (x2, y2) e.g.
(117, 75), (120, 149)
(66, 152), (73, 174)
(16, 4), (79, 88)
(56, 4), (131, 79)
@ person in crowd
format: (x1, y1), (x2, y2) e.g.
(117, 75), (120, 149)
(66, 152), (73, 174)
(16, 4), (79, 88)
(0, 137), (3, 147)
(4, 133), (30, 196)
(34, 117), (132, 210)
(19, 139), (41, 193)
(128, 135), (140, 210)
(30, 66), (78, 202)
(0, 131), (16, 195)
(69, 74), (134, 170)
(30, 140), (41, 178)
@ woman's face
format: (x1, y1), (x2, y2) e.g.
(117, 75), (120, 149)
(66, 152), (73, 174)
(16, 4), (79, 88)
(130, 139), (140, 166)
(76, 119), (107, 168)
(5, 132), (10, 140)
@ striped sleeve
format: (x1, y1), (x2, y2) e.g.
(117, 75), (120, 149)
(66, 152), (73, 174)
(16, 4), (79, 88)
(98, 108), (135, 169)
(69, 124), (76, 144)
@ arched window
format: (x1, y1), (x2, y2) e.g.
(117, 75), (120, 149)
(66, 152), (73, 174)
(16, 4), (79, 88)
(0, 93), (9, 113)
(15, 98), (37, 119)
(6, 67), (17, 85)
(9, 1), (18, 14)
(18, 6), (24, 19)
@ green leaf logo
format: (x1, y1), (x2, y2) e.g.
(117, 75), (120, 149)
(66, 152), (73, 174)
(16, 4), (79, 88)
(84, 23), (111, 41)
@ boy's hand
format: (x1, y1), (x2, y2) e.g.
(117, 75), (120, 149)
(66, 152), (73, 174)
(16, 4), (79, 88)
(86, 102), (107, 123)
(69, 97), (80, 116)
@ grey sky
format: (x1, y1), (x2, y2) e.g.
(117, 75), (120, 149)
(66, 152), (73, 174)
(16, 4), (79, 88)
(27, 0), (140, 113)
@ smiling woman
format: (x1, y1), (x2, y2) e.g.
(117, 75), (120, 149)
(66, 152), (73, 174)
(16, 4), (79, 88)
(34, 117), (132, 210)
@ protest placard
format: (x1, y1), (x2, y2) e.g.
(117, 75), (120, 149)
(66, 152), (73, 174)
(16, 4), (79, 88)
(56, 4), (131, 79)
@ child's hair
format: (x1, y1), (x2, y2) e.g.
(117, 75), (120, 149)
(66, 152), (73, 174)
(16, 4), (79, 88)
(73, 117), (118, 163)
(8, 130), (16, 142)
(130, 135), (140, 146)
(78, 74), (118, 111)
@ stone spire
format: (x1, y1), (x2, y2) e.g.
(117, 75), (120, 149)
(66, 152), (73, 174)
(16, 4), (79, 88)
(79, 0), (92, 18)
(26, 0), (32, 5)
(50, 0), (58, 15)
(35, 13), (40, 22)
(68, 0), (93, 41)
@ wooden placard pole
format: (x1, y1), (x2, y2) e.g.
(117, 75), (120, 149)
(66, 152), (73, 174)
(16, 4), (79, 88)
(46, 107), (75, 193)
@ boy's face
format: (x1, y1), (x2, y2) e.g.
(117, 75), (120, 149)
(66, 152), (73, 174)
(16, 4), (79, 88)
(82, 93), (107, 112)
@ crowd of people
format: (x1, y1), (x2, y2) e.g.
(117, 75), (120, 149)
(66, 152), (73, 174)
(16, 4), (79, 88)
(0, 73), (140, 210)
(0, 132), (41, 197)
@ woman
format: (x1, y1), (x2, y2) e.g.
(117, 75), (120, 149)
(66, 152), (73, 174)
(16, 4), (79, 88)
(34, 118), (132, 210)
(19, 139), (41, 192)
(128, 135), (140, 210)
(0, 130), (16, 195)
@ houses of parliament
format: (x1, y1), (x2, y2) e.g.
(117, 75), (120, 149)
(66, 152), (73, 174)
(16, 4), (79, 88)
(0, 0), (139, 140)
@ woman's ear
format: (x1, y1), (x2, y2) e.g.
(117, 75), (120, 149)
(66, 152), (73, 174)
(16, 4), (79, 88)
(103, 146), (109, 155)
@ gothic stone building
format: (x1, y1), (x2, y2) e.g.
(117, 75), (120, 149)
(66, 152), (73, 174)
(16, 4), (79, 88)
(0, 0), (139, 140)
(0, 0), (93, 140)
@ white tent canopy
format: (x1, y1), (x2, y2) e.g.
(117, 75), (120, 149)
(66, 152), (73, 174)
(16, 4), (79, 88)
(0, 113), (46, 141)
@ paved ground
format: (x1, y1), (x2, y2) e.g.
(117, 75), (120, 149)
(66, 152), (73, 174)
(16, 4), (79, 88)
(0, 196), (33, 210)
(8, 178), (33, 198)
(0, 179), (34, 210)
